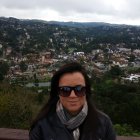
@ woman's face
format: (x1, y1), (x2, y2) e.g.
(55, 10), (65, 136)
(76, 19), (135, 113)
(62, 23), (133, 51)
(58, 72), (86, 115)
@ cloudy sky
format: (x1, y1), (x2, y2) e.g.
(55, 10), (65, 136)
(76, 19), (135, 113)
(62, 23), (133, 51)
(0, 0), (140, 25)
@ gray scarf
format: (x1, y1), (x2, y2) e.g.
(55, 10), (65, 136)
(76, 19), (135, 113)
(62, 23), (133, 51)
(56, 100), (88, 140)
(56, 100), (88, 130)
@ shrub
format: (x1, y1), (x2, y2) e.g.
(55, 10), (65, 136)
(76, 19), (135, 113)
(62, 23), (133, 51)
(114, 124), (140, 136)
(0, 92), (32, 129)
(0, 83), (49, 129)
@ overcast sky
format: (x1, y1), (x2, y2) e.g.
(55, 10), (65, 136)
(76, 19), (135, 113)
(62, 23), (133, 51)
(0, 0), (140, 25)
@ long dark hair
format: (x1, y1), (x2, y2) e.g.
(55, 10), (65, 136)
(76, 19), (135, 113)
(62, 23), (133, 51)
(30, 62), (96, 129)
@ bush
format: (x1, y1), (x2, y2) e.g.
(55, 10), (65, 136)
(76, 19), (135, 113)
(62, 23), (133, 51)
(0, 83), (49, 129)
(114, 124), (140, 136)
(0, 93), (32, 129)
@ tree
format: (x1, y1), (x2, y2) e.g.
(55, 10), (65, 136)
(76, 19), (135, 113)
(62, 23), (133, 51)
(0, 72), (4, 81)
(19, 61), (28, 72)
(93, 81), (140, 131)
(107, 65), (123, 78)
(0, 61), (9, 81)
(129, 54), (135, 62)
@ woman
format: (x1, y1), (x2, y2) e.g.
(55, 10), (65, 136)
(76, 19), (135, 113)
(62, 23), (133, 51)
(29, 62), (116, 140)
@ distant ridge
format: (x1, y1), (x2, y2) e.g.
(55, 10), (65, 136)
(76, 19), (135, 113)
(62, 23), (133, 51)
(47, 21), (113, 27)
(0, 16), (140, 53)
(0, 16), (133, 28)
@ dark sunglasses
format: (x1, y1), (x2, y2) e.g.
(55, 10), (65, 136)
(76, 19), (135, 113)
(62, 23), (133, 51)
(58, 85), (86, 97)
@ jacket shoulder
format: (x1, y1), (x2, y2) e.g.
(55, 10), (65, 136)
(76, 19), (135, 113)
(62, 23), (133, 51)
(29, 116), (56, 140)
(96, 110), (116, 140)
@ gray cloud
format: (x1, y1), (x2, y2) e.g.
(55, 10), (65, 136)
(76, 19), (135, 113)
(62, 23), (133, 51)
(0, 0), (140, 25)
(0, 0), (115, 13)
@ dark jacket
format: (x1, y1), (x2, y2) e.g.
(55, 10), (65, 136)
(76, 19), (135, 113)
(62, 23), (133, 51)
(29, 106), (116, 140)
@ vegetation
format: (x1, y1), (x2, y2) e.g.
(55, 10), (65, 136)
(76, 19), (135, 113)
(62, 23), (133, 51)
(0, 82), (48, 129)
(0, 75), (140, 136)
(19, 61), (28, 72)
(0, 61), (9, 81)
(92, 68), (140, 136)
(114, 124), (140, 136)
(0, 17), (140, 55)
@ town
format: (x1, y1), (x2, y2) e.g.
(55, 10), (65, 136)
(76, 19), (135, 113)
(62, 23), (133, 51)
(0, 46), (140, 87)
(0, 17), (140, 87)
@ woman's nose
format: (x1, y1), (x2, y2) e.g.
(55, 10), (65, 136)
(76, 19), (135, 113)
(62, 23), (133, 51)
(69, 90), (77, 97)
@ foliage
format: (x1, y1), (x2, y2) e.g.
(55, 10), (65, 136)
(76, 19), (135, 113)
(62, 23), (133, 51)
(105, 65), (124, 79)
(1, 17), (140, 55)
(0, 72), (4, 81)
(114, 124), (140, 136)
(19, 61), (28, 72)
(0, 82), (48, 129)
(0, 93), (32, 129)
(126, 67), (140, 74)
(0, 61), (9, 80)
(128, 54), (136, 62)
(93, 79), (140, 133)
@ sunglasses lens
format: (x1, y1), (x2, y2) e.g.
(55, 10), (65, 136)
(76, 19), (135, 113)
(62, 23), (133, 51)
(59, 87), (71, 97)
(75, 86), (86, 96)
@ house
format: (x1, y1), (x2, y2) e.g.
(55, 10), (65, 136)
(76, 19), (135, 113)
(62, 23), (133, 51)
(74, 52), (84, 56)
(118, 48), (131, 54)
(122, 74), (140, 83)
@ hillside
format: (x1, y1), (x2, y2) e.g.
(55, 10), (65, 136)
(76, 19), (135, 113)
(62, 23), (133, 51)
(0, 17), (140, 55)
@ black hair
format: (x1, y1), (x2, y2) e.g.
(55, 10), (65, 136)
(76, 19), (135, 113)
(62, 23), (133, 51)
(30, 62), (96, 129)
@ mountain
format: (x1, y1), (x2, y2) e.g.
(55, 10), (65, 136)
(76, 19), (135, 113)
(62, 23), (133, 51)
(27, 20), (131, 28)
(47, 21), (113, 27)
(0, 17), (140, 55)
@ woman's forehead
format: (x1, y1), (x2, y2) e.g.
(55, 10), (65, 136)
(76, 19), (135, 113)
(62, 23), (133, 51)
(59, 72), (85, 86)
